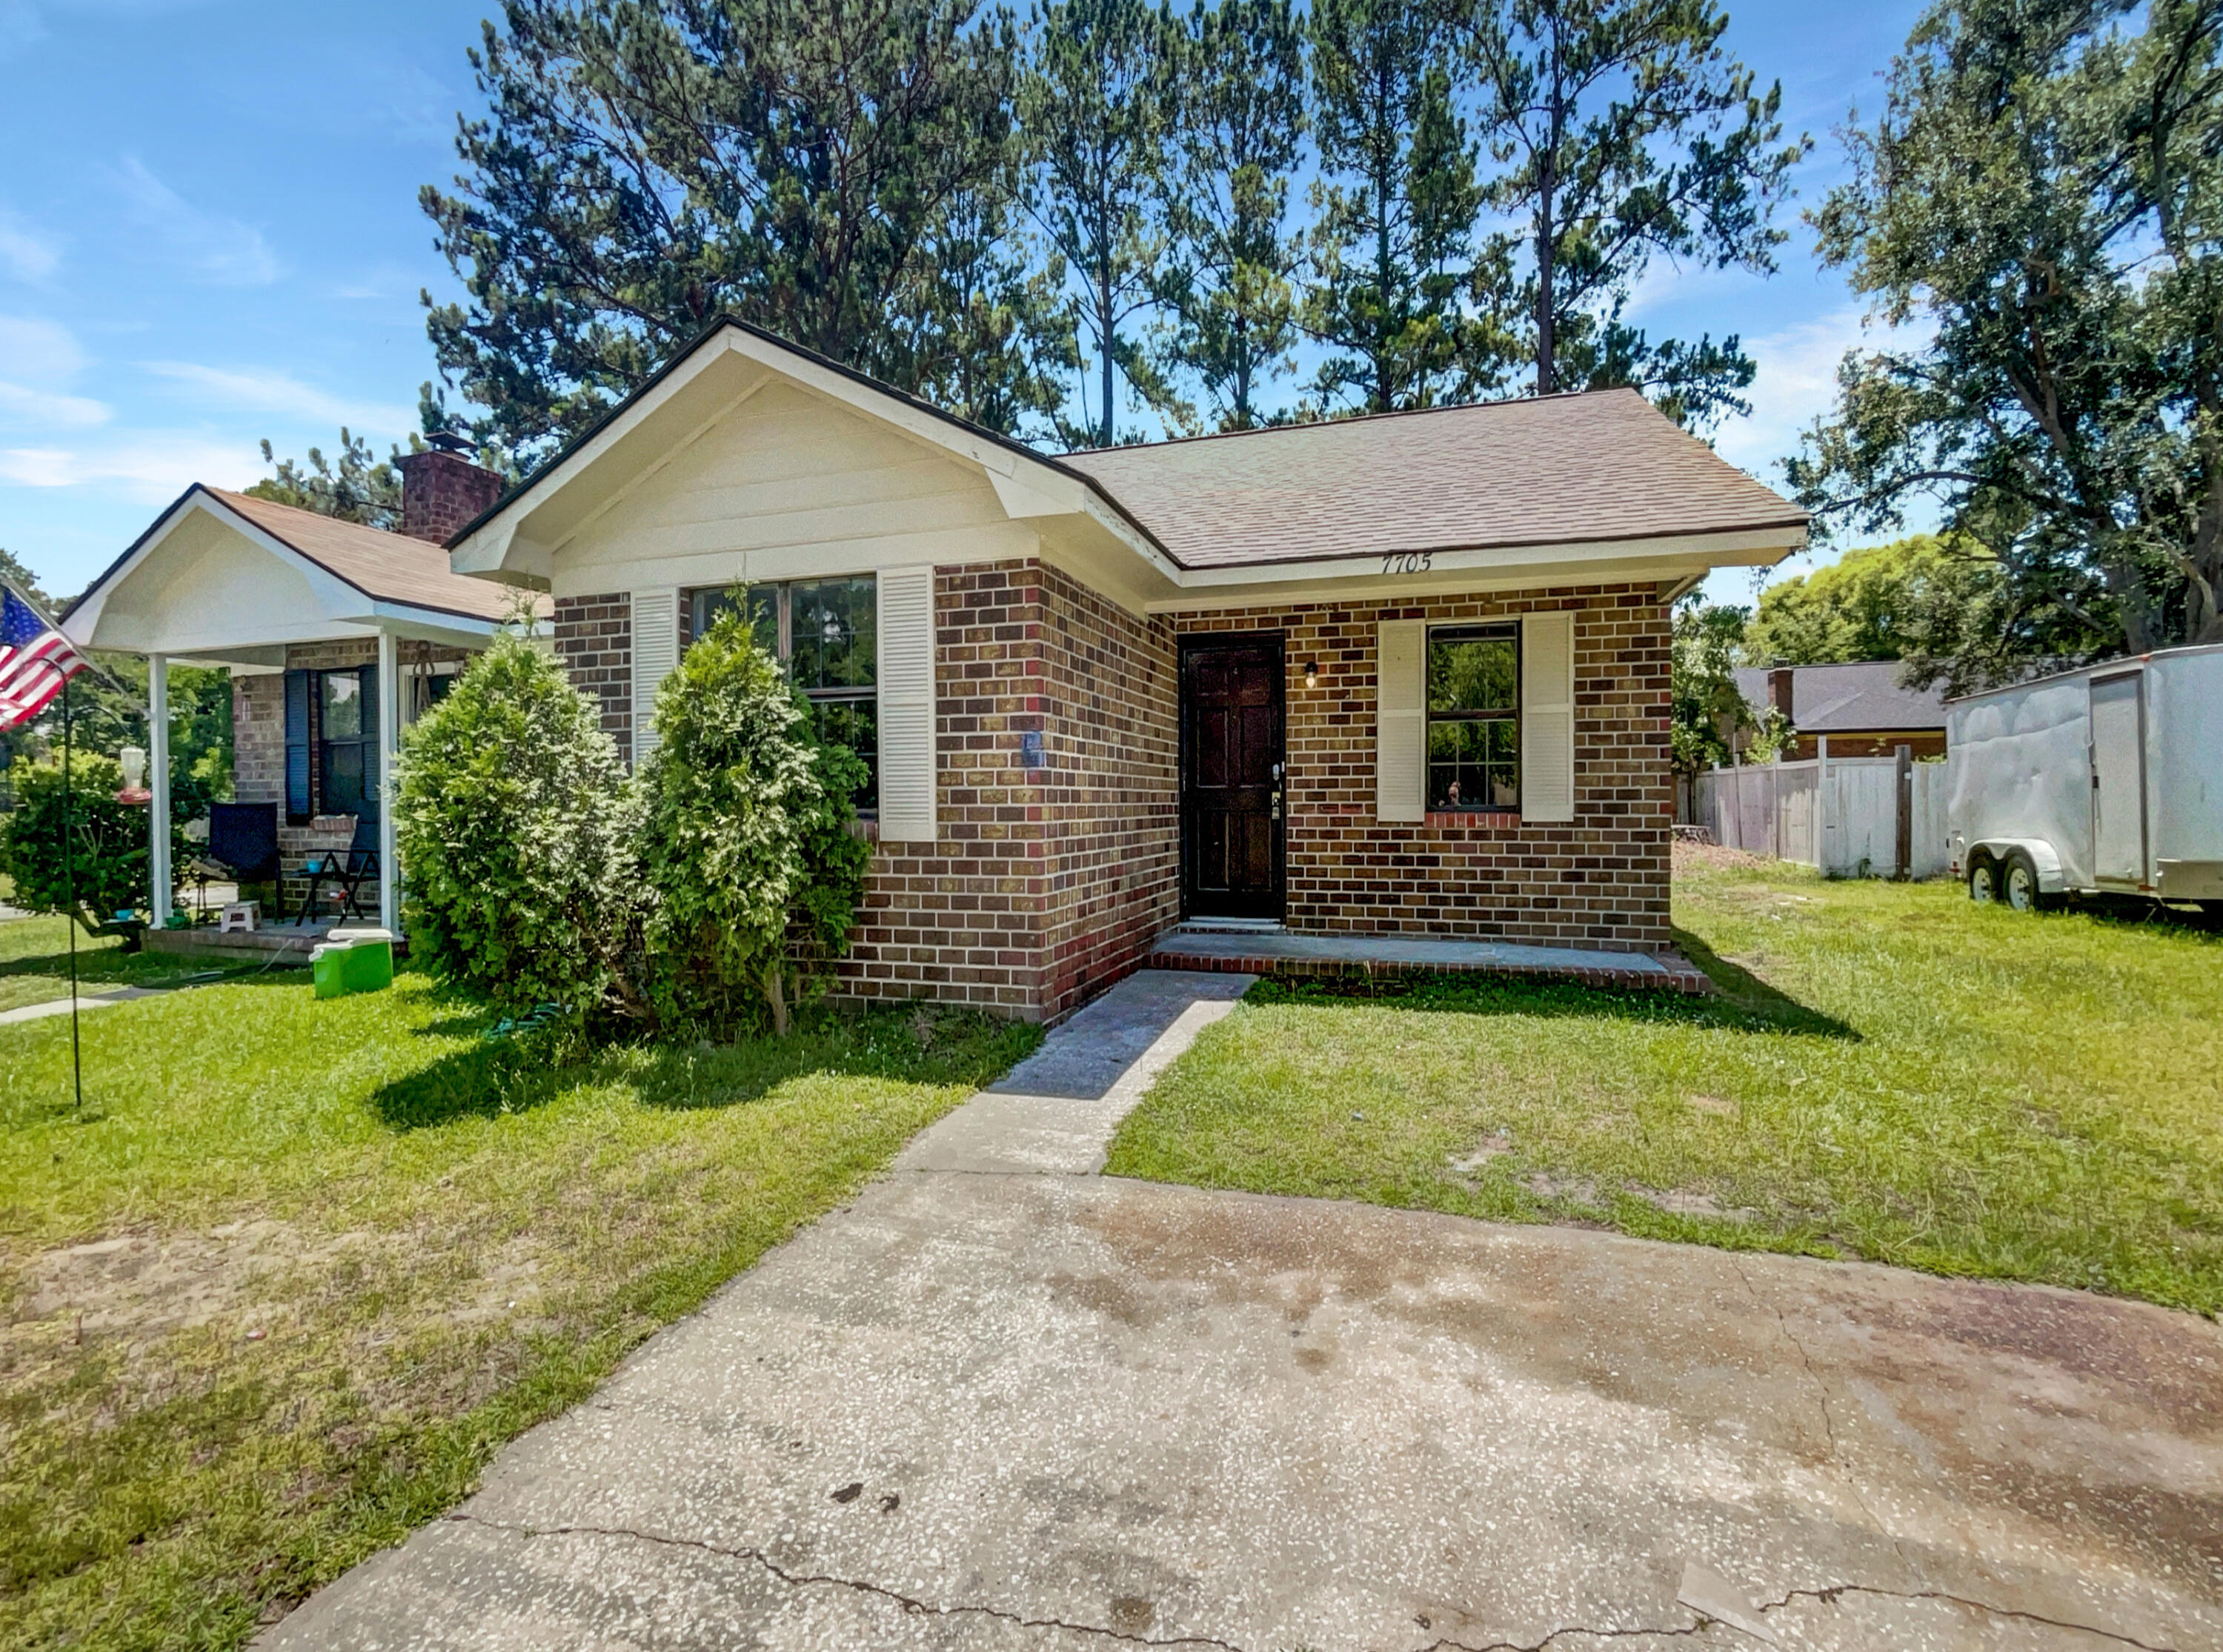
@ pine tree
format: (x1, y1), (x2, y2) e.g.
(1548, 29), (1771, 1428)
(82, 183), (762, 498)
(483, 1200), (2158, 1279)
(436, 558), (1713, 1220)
(1019, 0), (1178, 447)
(1467, 0), (1806, 427)
(1305, 0), (1507, 415)
(420, 0), (1046, 461)
(1155, 0), (1308, 431)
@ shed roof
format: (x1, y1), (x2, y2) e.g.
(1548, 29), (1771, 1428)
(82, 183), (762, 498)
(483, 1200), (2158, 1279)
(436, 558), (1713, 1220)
(1056, 389), (1806, 570)
(1735, 660), (1948, 733)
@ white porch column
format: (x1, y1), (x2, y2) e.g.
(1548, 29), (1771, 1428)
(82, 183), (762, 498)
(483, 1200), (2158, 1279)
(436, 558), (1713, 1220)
(377, 629), (399, 933)
(148, 653), (171, 927)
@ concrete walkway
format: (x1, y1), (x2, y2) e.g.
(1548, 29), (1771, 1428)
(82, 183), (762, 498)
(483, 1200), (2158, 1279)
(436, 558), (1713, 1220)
(267, 971), (2223, 1651)
(0, 985), (166, 1026)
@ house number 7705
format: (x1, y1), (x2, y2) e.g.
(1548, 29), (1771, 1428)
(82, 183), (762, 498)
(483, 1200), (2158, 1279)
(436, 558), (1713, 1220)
(1380, 551), (1435, 576)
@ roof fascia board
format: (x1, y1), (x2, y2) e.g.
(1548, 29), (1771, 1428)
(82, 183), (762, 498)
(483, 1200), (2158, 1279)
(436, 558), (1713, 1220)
(1152, 525), (1801, 601)
(362, 600), (506, 644)
(1142, 548), (1733, 614)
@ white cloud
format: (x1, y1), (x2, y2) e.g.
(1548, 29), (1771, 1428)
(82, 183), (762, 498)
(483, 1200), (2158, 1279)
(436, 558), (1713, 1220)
(0, 206), (59, 282)
(0, 433), (254, 502)
(0, 381), (107, 427)
(0, 313), (85, 382)
(1709, 304), (1928, 486)
(112, 156), (282, 287)
(141, 360), (416, 436)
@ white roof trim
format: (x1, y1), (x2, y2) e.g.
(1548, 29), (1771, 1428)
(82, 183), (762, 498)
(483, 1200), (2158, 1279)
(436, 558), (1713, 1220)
(447, 323), (1187, 587)
(64, 490), (506, 656)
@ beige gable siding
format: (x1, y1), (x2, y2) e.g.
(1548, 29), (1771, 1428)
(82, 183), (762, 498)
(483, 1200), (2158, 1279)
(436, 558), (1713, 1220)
(551, 380), (1036, 596)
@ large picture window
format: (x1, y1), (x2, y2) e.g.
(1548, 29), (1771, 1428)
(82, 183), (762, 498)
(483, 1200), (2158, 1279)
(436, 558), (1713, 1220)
(690, 576), (878, 811)
(1426, 625), (1519, 811)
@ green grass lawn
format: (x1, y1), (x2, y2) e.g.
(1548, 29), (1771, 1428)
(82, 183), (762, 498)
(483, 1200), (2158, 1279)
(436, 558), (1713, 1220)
(0, 916), (233, 1016)
(1106, 850), (2223, 1316)
(0, 972), (1036, 1651)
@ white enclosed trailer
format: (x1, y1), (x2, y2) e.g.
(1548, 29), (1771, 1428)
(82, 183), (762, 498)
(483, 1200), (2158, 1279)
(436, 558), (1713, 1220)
(1946, 643), (2223, 912)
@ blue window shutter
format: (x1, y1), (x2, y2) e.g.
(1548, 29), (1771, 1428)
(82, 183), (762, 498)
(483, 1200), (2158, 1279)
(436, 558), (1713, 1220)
(284, 669), (311, 821)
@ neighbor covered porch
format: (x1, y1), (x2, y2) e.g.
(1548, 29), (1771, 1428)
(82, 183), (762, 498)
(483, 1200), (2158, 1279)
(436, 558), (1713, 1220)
(61, 486), (519, 937)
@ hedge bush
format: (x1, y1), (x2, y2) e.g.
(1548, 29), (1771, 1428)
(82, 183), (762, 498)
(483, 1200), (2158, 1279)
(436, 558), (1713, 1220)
(0, 753), (188, 928)
(393, 635), (642, 1015)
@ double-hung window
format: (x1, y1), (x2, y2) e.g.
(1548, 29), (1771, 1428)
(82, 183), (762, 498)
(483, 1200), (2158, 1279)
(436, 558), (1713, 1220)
(689, 576), (878, 811)
(1426, 625), (1519, 811)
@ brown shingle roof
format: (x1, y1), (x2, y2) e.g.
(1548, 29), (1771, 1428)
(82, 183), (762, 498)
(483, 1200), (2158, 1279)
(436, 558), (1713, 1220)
(210, 489), (533, 623)
(1058, 387), (1805, 570)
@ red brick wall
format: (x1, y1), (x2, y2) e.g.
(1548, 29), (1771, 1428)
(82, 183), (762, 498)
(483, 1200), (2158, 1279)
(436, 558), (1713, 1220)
(551, 593), (633, 755)
(396, 450), (504, 544)
(1168, 584), (1672, 953)
(548, 566), (1673, 1017)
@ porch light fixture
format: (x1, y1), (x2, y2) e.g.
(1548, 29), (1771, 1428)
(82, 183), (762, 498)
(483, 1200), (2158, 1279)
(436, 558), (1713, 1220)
(1303, 659), (1319, 689)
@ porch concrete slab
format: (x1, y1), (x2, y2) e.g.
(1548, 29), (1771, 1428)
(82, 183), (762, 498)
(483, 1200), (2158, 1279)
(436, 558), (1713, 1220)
(1147, 925), (1712, 993)
(263, 972), (2223, 1652)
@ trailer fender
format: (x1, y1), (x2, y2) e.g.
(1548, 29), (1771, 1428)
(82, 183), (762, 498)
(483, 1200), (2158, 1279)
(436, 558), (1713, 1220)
(1967, 838), (2070, 892)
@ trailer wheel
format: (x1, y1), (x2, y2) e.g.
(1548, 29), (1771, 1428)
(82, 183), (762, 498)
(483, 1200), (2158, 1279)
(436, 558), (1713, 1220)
(2003, 850), (2047, 913)
(1968, 857), (1998, 904)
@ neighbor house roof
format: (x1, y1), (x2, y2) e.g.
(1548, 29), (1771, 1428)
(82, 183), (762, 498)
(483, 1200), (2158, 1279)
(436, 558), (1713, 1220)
(1735, 660), (1947, 733)
(202, 490), (530, 623)
(64, 484), (535, 630)
(1059, 390), (1807, 570)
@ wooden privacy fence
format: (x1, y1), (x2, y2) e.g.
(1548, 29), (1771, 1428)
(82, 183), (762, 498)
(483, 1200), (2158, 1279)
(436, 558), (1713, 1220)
(1691, 750), (1951, 879)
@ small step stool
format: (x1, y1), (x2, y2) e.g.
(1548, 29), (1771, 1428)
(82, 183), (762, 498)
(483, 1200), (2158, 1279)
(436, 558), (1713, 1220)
(218, 902), (259, 934)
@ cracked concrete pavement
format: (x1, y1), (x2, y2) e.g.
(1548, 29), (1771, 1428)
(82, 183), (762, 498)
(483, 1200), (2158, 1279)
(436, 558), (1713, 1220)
(264, 970), (2223, 1651)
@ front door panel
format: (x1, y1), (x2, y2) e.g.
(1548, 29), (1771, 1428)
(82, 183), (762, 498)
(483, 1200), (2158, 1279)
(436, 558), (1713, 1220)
(2090, 671), (2147, 885)
(1182, 637), (1285, 919)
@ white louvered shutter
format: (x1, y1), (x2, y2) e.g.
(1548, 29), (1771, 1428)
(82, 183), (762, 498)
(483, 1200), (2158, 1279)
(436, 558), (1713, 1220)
(1520, 610), (1575, 823)
(1375, 619), (1425, 823)
(875, 567), (937, 843)
(629, 587), (680, 766)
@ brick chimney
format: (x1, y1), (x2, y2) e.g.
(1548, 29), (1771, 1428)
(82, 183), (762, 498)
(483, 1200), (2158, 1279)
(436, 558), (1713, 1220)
(1768, 663), (1797, 722)
(396, 434), (504, 544)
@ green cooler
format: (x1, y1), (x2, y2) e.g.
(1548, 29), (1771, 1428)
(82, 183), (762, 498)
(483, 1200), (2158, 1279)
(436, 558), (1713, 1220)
(312, 927), (395, 999)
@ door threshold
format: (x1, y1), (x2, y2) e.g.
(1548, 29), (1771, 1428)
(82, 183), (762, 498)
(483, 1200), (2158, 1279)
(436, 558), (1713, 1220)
(1175, 917), (1287, 933)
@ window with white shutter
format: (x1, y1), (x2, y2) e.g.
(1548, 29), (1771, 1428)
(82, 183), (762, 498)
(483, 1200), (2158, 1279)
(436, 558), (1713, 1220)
(1518, 610), (1575, 823)
(629, 587), (680, 765)
(1375, 618), (1425, 822)
(874, 567), (937, 842)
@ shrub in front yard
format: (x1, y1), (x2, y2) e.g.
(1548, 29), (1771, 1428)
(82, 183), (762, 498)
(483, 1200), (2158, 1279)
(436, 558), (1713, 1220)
(637, 607), (869, 1036)
(394, 635), (643, 1016)
(0, 753), (187, 930)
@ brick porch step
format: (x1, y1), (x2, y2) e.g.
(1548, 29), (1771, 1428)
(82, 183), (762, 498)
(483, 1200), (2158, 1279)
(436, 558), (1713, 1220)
(1145, 925), (1712, 995)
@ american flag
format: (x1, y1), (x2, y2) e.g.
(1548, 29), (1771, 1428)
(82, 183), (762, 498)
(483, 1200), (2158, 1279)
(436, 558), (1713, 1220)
(0, 584), (89, 731)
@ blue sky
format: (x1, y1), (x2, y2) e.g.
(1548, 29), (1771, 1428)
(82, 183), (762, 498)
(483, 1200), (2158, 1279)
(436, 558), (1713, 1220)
(0, 0), (1927, 604)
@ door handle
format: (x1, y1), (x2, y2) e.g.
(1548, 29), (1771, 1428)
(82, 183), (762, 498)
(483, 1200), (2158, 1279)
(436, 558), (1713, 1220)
(1270, 789), (1283, 820)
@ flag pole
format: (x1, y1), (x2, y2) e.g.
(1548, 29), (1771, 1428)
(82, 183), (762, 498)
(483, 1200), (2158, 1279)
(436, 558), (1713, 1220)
(62, 670), (83, 1115)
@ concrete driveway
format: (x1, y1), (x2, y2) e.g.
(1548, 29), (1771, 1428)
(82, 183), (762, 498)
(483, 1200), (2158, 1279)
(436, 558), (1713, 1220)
(268, 973), (2223, 1651)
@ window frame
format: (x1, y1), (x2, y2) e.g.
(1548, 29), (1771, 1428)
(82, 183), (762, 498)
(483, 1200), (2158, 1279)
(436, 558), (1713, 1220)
(687, 578), (879, 816)
(315, 665), (379, 824)
(1424, 622), (1521, 815)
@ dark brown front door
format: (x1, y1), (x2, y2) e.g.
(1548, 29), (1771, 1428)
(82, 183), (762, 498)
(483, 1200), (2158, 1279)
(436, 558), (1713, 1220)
(1181, 635), (1285, 919)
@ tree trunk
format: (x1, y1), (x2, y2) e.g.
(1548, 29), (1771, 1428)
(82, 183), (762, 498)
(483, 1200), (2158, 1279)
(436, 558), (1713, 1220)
(765, 961), (790, 1037)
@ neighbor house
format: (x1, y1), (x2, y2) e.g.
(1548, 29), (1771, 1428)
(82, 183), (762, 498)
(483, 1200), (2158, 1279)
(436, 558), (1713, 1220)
(439, 319), (1807, 1022)
(60, 455), (529, 933)
(1733, 660), (1949, 762)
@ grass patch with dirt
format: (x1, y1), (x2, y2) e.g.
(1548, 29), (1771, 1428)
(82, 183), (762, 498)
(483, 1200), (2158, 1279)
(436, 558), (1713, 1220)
(1105, 851), (2223, 1315)
(0, 970), (1035, 1651)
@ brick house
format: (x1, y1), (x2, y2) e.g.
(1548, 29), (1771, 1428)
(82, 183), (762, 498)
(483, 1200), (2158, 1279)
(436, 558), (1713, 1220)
(445, 319), (1807, 1022)
(61, 467), (528, 930)
(1733, 660), (1950, 762)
